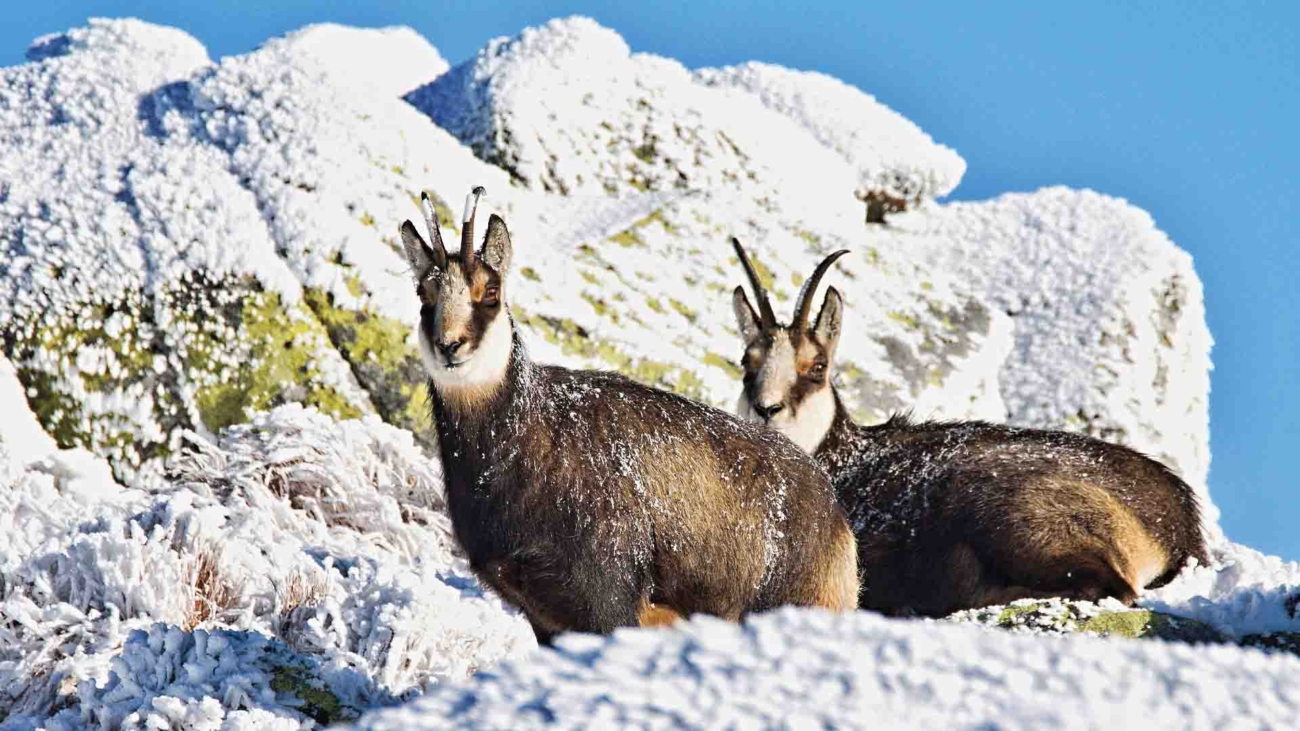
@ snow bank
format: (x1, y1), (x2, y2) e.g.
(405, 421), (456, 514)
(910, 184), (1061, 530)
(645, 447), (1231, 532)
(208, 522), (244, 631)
(356, 608), (1300, 729)
(0, 405), (533, 728)
(407, 16), (862, 209)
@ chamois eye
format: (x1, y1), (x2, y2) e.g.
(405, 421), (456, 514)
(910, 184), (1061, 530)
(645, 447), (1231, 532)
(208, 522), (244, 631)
(809, 363), (827, 379)
(482, 285), (500, 304)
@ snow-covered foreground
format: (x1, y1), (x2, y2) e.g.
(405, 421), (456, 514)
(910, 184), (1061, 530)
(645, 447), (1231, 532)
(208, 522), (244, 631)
(0, 402), (533, 729)
(2, 399), (1298, 729)
(357, 609), (1300, 730)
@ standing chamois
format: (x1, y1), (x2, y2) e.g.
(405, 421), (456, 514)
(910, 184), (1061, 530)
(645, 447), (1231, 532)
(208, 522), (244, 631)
(728, 238), (1208, 617)
(397, 188), (858, 644)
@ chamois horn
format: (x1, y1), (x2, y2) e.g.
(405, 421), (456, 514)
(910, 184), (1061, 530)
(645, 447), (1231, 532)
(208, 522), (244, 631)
(418, 192), (449, 269)
(461, 186), (486, 269)
(731, 237), (777, 329)
(794, 249), (850, 333)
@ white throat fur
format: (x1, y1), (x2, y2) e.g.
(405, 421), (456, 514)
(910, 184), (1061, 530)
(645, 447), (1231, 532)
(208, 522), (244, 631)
(418, 312), (514, 393)
(735, 385), (835, 454)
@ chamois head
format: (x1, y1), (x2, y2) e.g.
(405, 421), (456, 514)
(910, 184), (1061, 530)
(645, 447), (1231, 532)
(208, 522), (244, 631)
(400, 186), (515, 398)
(731, 238), (849, 453)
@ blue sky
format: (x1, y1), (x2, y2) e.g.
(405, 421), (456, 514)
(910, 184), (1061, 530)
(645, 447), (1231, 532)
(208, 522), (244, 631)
(5, 2), (1297, 559)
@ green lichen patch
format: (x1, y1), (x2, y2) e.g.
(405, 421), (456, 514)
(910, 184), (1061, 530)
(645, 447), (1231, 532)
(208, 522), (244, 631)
(668, 298), (698, 323)
(605, 208), (679, 249)
(270, 663), (347, 725)
(4, 288), (181, 478)
(954, 599), (1226, 645)
(515, 306), (707, 400)
(304, 284), (431, 444)
(702, 352), (742, 379)
(183, 283), (363, 433)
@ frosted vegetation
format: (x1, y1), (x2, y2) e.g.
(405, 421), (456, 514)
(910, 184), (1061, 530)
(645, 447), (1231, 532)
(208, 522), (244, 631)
(0, 16), (1295, 729)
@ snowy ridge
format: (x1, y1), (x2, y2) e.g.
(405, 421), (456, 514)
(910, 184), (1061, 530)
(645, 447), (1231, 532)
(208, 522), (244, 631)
(696, 61), (967, 203)
(356, 608), (1300, 729)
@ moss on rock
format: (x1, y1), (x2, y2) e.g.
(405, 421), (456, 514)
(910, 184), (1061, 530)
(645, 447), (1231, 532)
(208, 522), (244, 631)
(515, 306), (707, 400)
(960, 599), (1227, 645)
(270, 663), (347, 725)
(304, 283), (432, 444)
(184, 283), (363, 433)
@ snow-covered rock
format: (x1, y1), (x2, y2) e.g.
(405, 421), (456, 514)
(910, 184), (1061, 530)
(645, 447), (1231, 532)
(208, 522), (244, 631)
(697, 61), (966, 204)
(1, 16), (1010, 484)
(885, 187), (1214, 496)
(406, 17), (861, 210)
(263, 23), (449, 98)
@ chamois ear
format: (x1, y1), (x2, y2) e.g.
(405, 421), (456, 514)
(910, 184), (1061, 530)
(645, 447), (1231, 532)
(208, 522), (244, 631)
(400, 220), (437, 279)
(733, 286), (762, 343)
(813, 286), (844, 355)
(481, 214), (512, 275)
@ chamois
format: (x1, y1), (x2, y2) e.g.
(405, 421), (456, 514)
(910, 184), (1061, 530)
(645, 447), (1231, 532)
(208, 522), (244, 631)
(398, 188), (859, 644)
(729, 238), (1208, 617)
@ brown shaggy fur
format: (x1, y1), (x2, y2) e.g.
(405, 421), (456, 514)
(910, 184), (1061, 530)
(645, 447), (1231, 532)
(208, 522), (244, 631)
(400, 192), (859, 644)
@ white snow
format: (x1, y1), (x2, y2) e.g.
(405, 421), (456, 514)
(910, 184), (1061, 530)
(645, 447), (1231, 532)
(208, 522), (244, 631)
(697, 61), (967, 202)
(356, 608), (1300, 729)
(0, 406), (533, 728)
(262, 23), (449, 98)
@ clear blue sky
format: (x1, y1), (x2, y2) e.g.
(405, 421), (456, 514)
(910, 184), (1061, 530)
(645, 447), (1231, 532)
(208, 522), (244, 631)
(5, 2), (1297, 559)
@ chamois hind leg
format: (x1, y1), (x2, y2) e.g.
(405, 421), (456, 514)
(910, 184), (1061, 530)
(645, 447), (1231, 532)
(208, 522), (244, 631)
(786, 521), (860, 612)
(964, 539), (1142, 610)
(636, 599), (685, 628)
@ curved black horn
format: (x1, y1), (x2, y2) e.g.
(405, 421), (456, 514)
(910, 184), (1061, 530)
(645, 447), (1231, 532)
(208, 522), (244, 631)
(794, 249), (850, 332)
(461, 186), (486, 269)
(419, 192), (449, 269)
(731, 237), (777, 329)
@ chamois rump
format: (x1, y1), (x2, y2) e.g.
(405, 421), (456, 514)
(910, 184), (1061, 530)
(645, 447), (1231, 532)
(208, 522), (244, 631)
(728, 238), (1208, 617)
(398, 187), (859, 644)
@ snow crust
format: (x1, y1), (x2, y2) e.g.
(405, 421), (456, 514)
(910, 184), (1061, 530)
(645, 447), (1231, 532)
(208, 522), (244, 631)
(356, 608), (1300, 730)
(262, 23), (449, 98)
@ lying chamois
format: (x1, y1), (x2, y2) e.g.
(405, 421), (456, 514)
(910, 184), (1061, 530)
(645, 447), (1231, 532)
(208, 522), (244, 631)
(397, 188), (858, 644)
(728, 238), (1208, 616)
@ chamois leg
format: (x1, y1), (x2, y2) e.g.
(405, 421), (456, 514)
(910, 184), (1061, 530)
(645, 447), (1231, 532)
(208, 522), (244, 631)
(959, 541), (1141, 611)
(787, 522), (860, 612)
(636, 599), (685, 628)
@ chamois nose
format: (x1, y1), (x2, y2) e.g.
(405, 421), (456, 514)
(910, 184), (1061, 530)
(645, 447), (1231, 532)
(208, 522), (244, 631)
(436, 339), (464, 361)
(755, 402), (785, 421)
